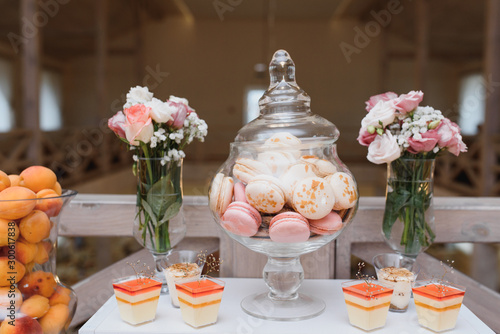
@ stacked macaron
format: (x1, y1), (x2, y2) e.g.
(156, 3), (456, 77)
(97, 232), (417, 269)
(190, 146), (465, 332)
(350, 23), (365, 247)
(209, 132), (358, 242)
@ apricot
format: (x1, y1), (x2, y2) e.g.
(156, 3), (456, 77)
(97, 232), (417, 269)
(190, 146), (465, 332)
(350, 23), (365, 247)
(14, 239), (37, 265)
(33, 242), (49, 265)
(0, 187), (36, 220)
(0, 171), (10, 192)
(19, 295), (50, 319)
(48, 286), (71, 306)
(52, 182), (62, 196)
(19, 211), (50, 244)
(0, 219), (19, 247)
(7, 175), (20, 187)
(0, 258), (25, 286)
(19, 166), (57, 194)
(18, 271), (57, 298)
(34, 190), (63, 218)
(0, 315), (43, 334)
(0, 286), (23, 319)
(38, 304), (69, 334)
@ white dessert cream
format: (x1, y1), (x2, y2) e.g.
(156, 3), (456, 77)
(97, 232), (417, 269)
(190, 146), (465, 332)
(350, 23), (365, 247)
(377, 266), (415, 311)
(164, 262), (201, 307)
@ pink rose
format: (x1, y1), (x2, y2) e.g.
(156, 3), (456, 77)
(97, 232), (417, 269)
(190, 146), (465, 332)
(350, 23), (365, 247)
(437, 118), (467, 156)
(166, 96), (190, 129)
(123, 104), (154, 145)
(392, 90), (423, 114)
(365, 92), (398, 112)
(367, 131), (401, 164)
(357, 128), (377, 147)
(407, 129), (440, 154)
(108, 111), (126, 139)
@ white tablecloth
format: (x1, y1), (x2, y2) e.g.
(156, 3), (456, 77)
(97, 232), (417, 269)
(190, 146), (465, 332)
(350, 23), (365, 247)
(79, 278), (494, 334)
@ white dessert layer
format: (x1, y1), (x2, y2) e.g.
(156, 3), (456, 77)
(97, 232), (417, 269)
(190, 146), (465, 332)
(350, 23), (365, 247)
(343, 292), (392, 308)
(177, 290), (224, 305)
(344, 302), (390, 331)
(178, 301), (221, 328)
(114, 288), (160, 303)
(414, 303), (462, 332)
(413, 293), (464, 309)
(378, 277), (413, 309)
(116, 298), (160, 325)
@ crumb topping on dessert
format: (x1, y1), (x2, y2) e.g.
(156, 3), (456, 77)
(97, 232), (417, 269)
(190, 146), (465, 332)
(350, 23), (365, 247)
(167, 262), (200, 278)
(379, 266), (414, 282)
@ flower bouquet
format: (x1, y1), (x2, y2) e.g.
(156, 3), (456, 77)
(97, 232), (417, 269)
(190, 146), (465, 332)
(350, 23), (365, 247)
(108, 86), (207, 255)
(358, 91), (466, 256)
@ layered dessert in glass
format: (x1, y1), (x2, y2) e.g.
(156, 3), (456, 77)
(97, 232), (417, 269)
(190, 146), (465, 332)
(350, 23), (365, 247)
(176, 277), (225, 328)
(342, 280), (393, 331)
(164, 262), (202, 307)
(112, 276), (162, 325)
(373, 253), (419, 312)
(413, 281), (466, 332)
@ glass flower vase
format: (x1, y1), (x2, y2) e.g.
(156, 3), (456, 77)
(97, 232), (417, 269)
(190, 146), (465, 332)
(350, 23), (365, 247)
(382, 157), (436, 257)
(133, 157), (186, 292)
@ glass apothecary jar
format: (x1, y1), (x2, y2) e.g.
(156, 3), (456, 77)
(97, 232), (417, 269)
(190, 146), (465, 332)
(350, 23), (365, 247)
(208, 50), (358, 320)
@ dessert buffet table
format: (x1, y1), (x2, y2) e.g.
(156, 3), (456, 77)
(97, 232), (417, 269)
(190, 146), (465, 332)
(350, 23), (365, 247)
(79, 278), (493, 334)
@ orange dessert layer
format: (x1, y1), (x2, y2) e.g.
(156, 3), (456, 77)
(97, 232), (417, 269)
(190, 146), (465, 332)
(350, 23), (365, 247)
(178, 297), (222, 308)
(176, 279), (224, 297)
(413, 284), (465, 301)
(414, 300), (462, 312)
(345, 300), (391, 311)
(342, 283), (393, 300)
(116, 295), (160, 306)
(113, 278), (162, 295)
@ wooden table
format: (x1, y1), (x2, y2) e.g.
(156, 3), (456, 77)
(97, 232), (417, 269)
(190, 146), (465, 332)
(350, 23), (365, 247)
(79, 278), (494, 334)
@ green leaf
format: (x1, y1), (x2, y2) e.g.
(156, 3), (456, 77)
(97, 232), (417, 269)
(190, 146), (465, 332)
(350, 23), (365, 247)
(146, 176), (182, 225)
(141, 200), (158, 227)
(382, 186), (411, 238)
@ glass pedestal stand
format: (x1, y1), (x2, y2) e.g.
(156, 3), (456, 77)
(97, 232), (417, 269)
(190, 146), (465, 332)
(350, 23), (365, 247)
(241, 257), (325, 320)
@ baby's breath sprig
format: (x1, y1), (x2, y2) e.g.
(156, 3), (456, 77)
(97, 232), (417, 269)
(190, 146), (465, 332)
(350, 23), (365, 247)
(356, 262), (376, 289)
(127, 260), (155, 283)
(197, 250), (223, 276)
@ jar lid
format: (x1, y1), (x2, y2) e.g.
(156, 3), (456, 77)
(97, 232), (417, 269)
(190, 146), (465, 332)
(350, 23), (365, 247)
(234, 50), (339, 143)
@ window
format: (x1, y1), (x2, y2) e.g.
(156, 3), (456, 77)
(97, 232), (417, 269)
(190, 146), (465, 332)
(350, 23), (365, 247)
(40, 70), (62, 131)
(458, 73), (485, 136)
(0, 58), (14, 132)
(243, 87), (266, 124)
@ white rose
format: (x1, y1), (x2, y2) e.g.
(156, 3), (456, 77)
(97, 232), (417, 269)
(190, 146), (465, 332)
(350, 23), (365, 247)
(361, 100), (397, 129)
(169, 95), (189, 106)
(124, 86), (153, 109)
(367, 131), (401, 164)
(145, 98), (174, 123)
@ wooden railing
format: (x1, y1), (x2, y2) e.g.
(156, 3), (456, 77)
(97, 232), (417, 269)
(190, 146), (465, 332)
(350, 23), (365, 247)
(62, 195), (500, 332)
(0, 128), (131, 186)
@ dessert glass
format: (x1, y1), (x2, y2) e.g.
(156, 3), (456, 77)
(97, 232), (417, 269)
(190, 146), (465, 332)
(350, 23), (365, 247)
(412, 280), (466, 332)
(208, 50), (358, 320)
(209, 50), (358, 320)
(372, 253), (420, 312)
(163, 250), (204, 307)
(176, 276), (225, 328)
(342, 279), (393, 331)
(112, 275), (162, 325)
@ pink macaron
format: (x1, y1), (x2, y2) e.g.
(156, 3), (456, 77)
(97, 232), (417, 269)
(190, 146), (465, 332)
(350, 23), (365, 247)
(221, 202), (262, 237)
(308, 211), (343, 235)
(269, 212), (310, 243)
(234, 182), (247, 203)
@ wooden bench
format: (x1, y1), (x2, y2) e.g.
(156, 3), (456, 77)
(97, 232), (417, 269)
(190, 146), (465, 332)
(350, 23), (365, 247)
(62, 195), (500, 332)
